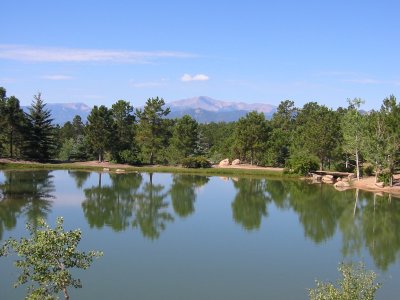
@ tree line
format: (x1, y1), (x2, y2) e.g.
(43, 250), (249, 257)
(1, 86), (399, 184)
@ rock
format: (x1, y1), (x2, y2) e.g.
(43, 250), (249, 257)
(348, 174), (355, 180)
(103, 168), (110, 172)
(219, 158), (230, 166)
(312, 174), (322, 182)
(232, 159), (240, 165)
(375, 182), (385, 188)
(336, 177), (342, 182)
(322, 175), (335, 183)
(334, 181), (350, 188)
(115, 169), (125, 173)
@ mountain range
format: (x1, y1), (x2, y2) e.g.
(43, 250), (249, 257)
(22, 96), (276, 125)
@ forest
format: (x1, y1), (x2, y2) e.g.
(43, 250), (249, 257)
(0, 86), (399, 185)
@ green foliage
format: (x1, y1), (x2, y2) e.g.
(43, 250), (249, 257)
(24, 93), (56, 160)
(181, 156), (212, 168)
(0, 217), (103, 299)
(378, 171), (391, 185)
(110, 100), (138, 163)
(293, 102), (341, 170)
(341, 98), (365, 179)
(169, 115), (199, 162)
(118, 149), (139, 164)
(288, 151), (319, 175)
(309, 262), (381, 300)
(363, 165), (374, 177)
(86, 105), (115, 162)
(233, 111), (269, 165)
(135, 97), (171, 164)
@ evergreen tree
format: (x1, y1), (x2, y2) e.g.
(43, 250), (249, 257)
(135, 97), (170, 164)
(86, 105), (115, 162)
(266, 100), (297, 166)
(293, 102), (341, 170)
(110, 100), (138, 163)
(233, 111), (269, 165)
(169, 115), (198, 162)
(24, 93), (56, 160)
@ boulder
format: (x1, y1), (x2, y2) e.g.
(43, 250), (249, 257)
(375, 182), (385, 188)
(322, 175), (335, 183)
(334, 181), (350, 188)
(219, 158), (230, 166)
(232, 159), (240, 165)
(103, 168), (110, 172)
(312, 174), (322, 182)
(115, 169), (125, 173)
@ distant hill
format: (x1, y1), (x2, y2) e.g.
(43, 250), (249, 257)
(22, 103), (91, 125)
(21, 97), (276, 125)
(167, 96), (276, 122)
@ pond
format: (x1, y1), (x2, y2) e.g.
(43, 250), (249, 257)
(0, 170), (399, 299)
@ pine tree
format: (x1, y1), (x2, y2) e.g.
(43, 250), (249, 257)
(135, 97), (170, 164)
(86, 105), (115, 162)
(24, 93), (56, 160)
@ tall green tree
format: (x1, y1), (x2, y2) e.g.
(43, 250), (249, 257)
(135, 97), (170, 164)
(110, 100), (138, 163)
(86, 105), (115, 162)
(364, 96), (400, 185)
(293, 102), (341, 170)
(341, 98), (365, 180)
(0, 90), (26, 157)
(233, 111), (269, 165)
(169, 115), (198, 162)
(24, 93), (56, 160)
(267, 100), (297, 166)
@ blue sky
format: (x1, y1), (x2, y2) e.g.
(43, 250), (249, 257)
(1, 0), (399, 110)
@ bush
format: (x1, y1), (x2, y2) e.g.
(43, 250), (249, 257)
(118, 149), (139, 164)
(378, 171), (391, 185)
(309, 262), (381, 300)
(364, 165), (374, 176)
(334, 162), (355, 173)
(181, 156), (211, 168)
(288, 152), (319, 175)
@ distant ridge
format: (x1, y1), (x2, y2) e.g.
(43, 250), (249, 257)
(22, 102), (91, 125)
(21, 97), (276, 125)
(167, 96), (276, 122)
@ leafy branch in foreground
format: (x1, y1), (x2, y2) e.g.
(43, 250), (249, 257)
(0, 217), (103, 300)
(309, 262), (381, 300)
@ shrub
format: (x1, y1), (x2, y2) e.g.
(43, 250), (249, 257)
(288, 152), (319, 175)
(378, 171), (391, 185)
(364, 165), (374, 177)
(181, 156), (211, 168)
(118, 149), (139, 164)
(309, 262), (381, 300)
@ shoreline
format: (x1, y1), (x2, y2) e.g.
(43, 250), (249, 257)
(1, 159), (400, 197)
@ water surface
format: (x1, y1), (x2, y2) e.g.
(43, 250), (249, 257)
(0, 170), (399, 299)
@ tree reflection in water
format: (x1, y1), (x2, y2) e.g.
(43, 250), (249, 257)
(0, 170), (55, 239)
(231, 178), (271, 230)
(82, 172), (174, 240)
(169, 174), (209, 218)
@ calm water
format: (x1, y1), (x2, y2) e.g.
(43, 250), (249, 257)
(0, 170), (399, 299)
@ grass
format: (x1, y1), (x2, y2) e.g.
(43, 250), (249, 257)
(0, 161), (293, 178)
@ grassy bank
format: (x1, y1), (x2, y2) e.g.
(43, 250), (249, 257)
(0, 161), (292, 178)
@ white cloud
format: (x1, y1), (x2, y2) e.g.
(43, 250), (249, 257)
(0, 44), (195, 63)
(41, 75), (73, 80)
(181, 73), (209, 82)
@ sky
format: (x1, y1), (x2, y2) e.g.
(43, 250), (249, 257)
(1, 0), (400, 110)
